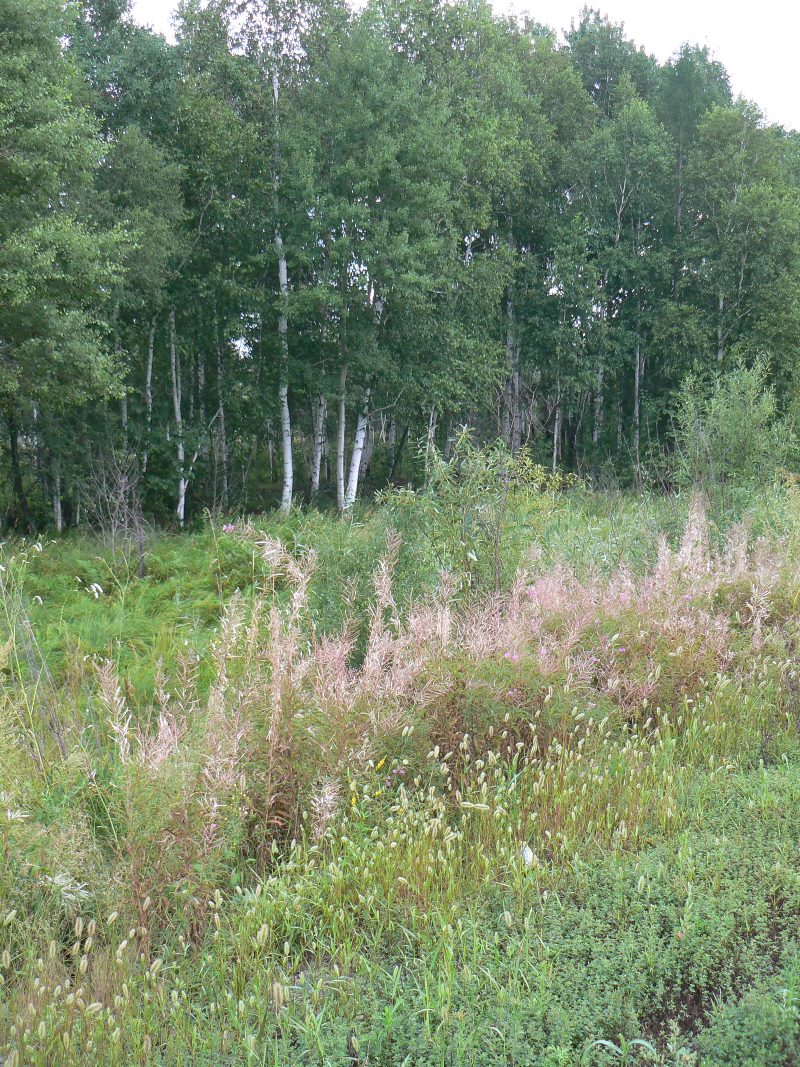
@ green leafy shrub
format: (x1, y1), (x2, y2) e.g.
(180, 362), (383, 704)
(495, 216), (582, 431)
(673, 359), (796, 491)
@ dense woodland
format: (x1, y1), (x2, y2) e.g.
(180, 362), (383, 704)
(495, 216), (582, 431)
(4, 0), (800, 528)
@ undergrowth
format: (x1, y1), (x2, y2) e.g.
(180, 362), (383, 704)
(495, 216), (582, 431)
(2, 486), (800, 1064)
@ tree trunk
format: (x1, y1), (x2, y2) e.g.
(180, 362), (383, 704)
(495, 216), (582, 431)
(169, 309), (187, 528)
(501, 380), (511, 442)
(676, 117), (685, 236)
(114, 309), (127, 452)
(503, 291), (522, 451)
(593, 365), (604, 446)
(216, 333), (229, 510)
(359, 416), (374, 481)
(272, 67), (293, 514)
(7, 413), (30, 530)
(511, 364), (522, 451)
(443, 418), (456, 460)
(426, 406), (438, 474)
(266, 421), (274, 481)
(717, 293), (725, 364)
(143, 316), (156, 476)
(388, 423), (409, 484)
(336, 363), (348, 511)
(552, 395), (561, 473)
(276, 228), (292, 513)
(616, 395), (623, 454)
(344, 387), (370, 510)
(198, 351), (206, 428)
(53, 460), (62, 534)
(633, 338), (643, 479)
(121, 394), (128, 453)
(310, 392), (326, 499)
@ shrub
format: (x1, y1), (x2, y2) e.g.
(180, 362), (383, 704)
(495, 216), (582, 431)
(673, 358), (796, 491)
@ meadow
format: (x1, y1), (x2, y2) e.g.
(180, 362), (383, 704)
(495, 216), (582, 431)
(2, 472), (800, 1065)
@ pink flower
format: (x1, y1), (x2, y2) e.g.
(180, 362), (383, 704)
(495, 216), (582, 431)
(503, 652), (519, 663)
(222, 523), (236, 534)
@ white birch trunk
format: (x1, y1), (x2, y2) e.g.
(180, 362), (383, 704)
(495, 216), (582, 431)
(216, 336), (229, 509)
(343, 387), (370, 510)
(336, 364), (348, 511)
(169, 309), (187, 528)
(359, 417), (374, 481)
(272, 67), (293, 514)
(114, 309), (127, 452)
(310, 392), (326, 498)
(425, 407), (438, 477)
(276, 228), (292, 513)
(53, 462), (62, 534)
(143, 316), (156, 476)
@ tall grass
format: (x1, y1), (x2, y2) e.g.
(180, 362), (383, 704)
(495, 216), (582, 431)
(2, 487), (800, 1063)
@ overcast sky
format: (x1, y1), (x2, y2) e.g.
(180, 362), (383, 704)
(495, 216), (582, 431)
(131, 0), (800, 131)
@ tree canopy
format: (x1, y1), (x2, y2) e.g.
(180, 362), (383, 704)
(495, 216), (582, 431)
(2, 0), (799, 526)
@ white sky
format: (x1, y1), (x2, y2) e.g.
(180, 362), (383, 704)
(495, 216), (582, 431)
(131, 0), (800, 131)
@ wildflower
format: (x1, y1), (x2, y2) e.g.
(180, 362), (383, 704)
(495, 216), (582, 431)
(520, 844), (534, 867)
(503, 652), (520, 663)
(222, 523), (237, 534)
(88, 583), (103, 599)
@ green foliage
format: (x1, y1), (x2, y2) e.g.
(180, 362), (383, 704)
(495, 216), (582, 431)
(380, 431), (579, 594)
(673, 359), (796, 490)
(0, 0), (125, 410)
(3, 0), (800, 525)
